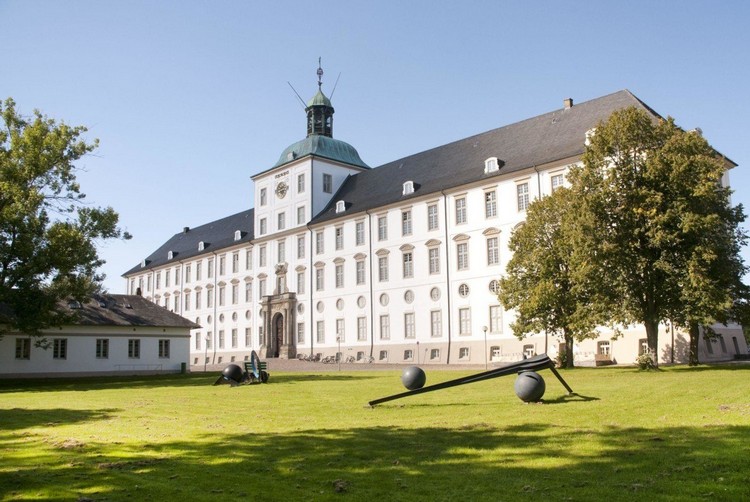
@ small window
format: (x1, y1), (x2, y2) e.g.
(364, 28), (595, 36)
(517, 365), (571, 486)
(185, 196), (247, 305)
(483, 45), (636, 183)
(597, 341), (610, 355)
(323, 173), (333, 193)
(15, 338), (30, 360)
(159, 339), (171, 358)
(53, 338), (67, 359)
(458, 283), (470, 298)
(484, 157), (499, 173)
(523, 344), (535, 358)
(430, 287), (441, 301)
(198, 241), (205, 251)
(402, 180), (414, 195)
(168, 250), (174, 260)
(488, 280), (499, 294)
(403, 349), (414, 361)
(430, 348), (440, 360)
(335, 200), (346, 213)
(379, 350), (388, 361)
(234, 230), (242, 241)
(459, 347), (470, 359)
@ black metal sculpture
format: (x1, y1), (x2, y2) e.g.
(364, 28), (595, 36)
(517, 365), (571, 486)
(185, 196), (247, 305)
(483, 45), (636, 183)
(368, 353), (573, 407)
(213, 350), (269, 386)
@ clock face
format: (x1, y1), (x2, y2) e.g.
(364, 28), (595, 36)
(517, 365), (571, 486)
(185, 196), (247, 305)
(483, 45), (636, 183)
(275, 181), (288, 199)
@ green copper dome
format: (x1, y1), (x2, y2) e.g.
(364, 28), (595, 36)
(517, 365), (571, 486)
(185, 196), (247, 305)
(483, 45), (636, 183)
(306, 89), (332, 108)
(274, 135), (369, 169)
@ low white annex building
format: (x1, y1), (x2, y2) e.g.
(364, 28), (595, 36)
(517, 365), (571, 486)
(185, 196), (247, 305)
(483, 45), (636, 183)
(1, 294), (196, 378)
(123, 71), (747, 367)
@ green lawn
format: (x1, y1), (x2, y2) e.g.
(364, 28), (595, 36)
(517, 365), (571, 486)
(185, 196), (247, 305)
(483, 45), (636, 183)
(1, 365), (749, 501)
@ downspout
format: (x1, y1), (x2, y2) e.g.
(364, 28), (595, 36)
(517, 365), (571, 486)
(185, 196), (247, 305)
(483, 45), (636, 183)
(211, 251), (218, 365)
(441, 190), (452, 365)
(366, 209), (375, 359)
(308, 224), (314, 358)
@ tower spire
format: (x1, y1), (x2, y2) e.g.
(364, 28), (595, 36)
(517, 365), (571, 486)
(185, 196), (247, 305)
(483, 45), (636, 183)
(306, 59), (334, 138)
(317, 57), (323, 90)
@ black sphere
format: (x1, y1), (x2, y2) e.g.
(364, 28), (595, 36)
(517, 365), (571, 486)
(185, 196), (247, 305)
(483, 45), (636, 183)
(222, 364), (244, 383)
(401, 366), (426, 390)
(514, 371), (546, 402)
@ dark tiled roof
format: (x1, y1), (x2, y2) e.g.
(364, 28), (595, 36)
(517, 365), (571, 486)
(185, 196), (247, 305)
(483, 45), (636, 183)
(124, 209), (253, 275)
(66, 294), (199, 328)
(311, 90), (656, 224)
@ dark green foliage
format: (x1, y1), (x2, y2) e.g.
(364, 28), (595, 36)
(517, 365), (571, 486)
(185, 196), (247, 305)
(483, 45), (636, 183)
(0, 98), (130, 336)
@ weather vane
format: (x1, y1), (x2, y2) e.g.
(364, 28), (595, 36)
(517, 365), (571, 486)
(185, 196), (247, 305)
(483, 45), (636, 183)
(317, 57), (323, 89)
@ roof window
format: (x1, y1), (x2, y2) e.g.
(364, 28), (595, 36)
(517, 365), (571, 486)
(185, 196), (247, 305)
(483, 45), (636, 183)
(402, 181), (414, 196)
(335, 200), (346, 213)
(198, 241), (205, 251)
(234, 230), (242, 241)
(484, 157), (499, 174)
(167, 250), (174, 260)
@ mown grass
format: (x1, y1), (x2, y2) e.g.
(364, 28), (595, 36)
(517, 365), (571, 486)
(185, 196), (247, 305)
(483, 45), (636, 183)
(1, 365), (749, 501)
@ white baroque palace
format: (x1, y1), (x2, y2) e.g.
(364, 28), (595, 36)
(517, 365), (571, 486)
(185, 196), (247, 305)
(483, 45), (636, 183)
(123, 77), (747, 367)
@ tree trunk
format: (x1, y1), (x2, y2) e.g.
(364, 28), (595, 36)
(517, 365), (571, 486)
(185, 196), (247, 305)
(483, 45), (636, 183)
(688, 322), (700, 366)
(564, 332), (575, 369)
(644, 319), (660, 368)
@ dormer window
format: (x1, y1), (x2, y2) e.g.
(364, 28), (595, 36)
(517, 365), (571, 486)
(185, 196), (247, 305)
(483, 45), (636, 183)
(168, 251), (174, 260)
(402, 181), (414, 196)
(484, 157), (499, 174)
(198, 241), (205, 251)
(335, 200), (346, 213)
(234, 230), (242, 241)
(141, 259), (147, 268)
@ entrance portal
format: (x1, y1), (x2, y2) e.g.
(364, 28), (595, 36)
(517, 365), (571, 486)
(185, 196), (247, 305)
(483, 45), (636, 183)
(274, 313), (284, 358)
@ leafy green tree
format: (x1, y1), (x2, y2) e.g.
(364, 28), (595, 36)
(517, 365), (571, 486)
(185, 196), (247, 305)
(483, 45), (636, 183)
(0, 98), (131, 337)
(498, 187), (602, 368)
(569, 107), (747, 366)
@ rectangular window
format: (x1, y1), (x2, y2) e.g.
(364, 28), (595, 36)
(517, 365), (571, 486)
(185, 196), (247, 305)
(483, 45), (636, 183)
(246, 250), (252, 270)
(231, 328), (238, 348)
(356, 260), (365, 285)
(218, 330), (225, 349)
(259, 279), (266, 297)
(245, 282), (252, 302)
(404, 313), (415, 339)
(207, 289), (214, 308)
(298, 173), (305, 193)
(159, 339), (170, 358)
(175, 267), (180, 285)
(155, 271), (161, 290)
(404, 349), (414, 361)
(259, 218), (267, 235)
(297, 206), (305, 225)
(219, 286), (225, 306)
(459, 347), (470, 359)
(430, 348), (440, 360)
(207, 332), (213, 349)
(402, 252), (413, 278)
(196, 261), (202, 280)
(323, 173), (333, 193)
(195, 332), (202, 351)
(297, 235), (305, 259)
(147, 275), (152, 292)
(459, 308), (471, 335)
(260, 187), (267, 206)
(428, 204), (439, 231)
(597, 340), (611, 355)
(517, 182), (530, 211)
(431, 310), (442, 338)
(96, 338), (109, 358)
(357, 317), (367, 341)
(490, 305), (503, 333)
(165, 269), (171, 287)
(207, 259), (214, 278)
(336, 318), (345, 342)
(15, 338), (30, 359)
(297, 271), (305, 294)
(487, 237), (499, 265)
(173, 295), (179, 311)
(378, 256), (389, 282)
(355, 221), (365, 245)
(402, 210), (412, 236)
(184, 293), (190, 311)
(277, 240), (286, 263)
(185, 264), (192, 283)
(457, 242), (469, 270)
(335, 263), (344, 288)
(429, 248), (440, 274)
(297, 323), (305, 344)
(551, 173), (564, 192)
(380, 315), (390, 340)
(245, 328), (252, 347)
(377, 215), (387, 241)
(485, 191), (497, 218)
(195, 290), (202, 309)
(335, 227), (344, 250)
(232, 252), (239, 273)
(316, 321), (325, 343)
(52, 338), (67, 359)
(316, 268), (324, 291)
(232, 284), (238, 304)
(259, 246), (267, 267)
(277, 212), (286, 231)
(455, 197), (467, 224)
(128, 339), (141, 358)
(315, 231), (324, 254)
(219, 255), (226, 275)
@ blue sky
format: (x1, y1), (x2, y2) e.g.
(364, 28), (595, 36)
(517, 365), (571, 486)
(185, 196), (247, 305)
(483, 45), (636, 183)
(2, 1), (749, 292)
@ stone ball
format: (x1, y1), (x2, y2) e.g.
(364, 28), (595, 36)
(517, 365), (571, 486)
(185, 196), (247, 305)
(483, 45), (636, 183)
(222, 363), (244, 383)
(401, 366), (426, 390)
(514, 371), (546, 402)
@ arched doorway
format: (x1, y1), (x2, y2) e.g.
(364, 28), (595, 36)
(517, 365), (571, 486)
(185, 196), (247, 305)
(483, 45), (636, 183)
(273, 313), (284, 358)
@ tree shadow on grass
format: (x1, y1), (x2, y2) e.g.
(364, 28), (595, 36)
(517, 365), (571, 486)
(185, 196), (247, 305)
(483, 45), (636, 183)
(0, 407), (119, 431)
(269, 373), (379, 384)
(0, 373), (213, 394)
(4, 422), (749, 501)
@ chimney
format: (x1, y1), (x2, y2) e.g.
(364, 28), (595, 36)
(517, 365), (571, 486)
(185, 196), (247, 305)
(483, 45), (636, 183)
(563, 98), (573, 109)
(183, 226), (190, 233)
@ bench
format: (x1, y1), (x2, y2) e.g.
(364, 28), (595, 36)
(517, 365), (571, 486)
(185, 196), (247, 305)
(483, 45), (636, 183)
(243, 360), (269, 383)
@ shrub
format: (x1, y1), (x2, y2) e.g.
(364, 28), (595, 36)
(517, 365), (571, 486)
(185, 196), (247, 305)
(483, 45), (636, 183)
(635, 352), (656, 370)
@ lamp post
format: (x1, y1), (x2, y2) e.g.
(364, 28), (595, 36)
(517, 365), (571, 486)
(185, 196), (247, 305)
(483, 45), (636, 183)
(482, 326), (488, 370)
(416, 341), (420, 364)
